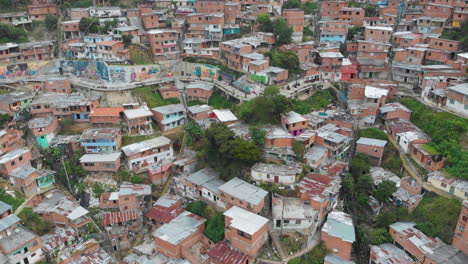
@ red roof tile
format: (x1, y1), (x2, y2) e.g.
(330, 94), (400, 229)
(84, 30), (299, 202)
(145, 205), (184, 224)
(89, 107), (124, 117)
(102, 209), (142, 226)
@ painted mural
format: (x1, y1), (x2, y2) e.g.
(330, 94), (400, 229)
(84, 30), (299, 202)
(61, 60), (109, 81)
(61, 60), (162, 83)
(193, 64), (219, 79)
(108, 65), (160, 83)
(0, 61), (48, 79)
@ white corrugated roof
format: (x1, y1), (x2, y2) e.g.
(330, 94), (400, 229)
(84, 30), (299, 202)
(224, 206), (269, 235)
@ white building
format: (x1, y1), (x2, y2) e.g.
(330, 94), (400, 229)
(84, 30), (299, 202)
(447, 83), (468, 117)
(272, 195), (319, 232)
(121, 136), (174, 173)
(251, 162), (301, 185)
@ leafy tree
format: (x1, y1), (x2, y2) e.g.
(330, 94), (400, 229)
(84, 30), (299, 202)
(238, 86), (293, 124)
(367, 227), (393, 245)
(230, 138), (261, 165)
(45, 14), (58, 31)
(130, 175), (145, 184)
(302, 2), (318, 14)
(92, 183), (105, 198)
(0, 113), (10, 128)
(374, 180), (397, 203)
(273, 17), (293, 45)
(186, 201), (208, 217)
(79, 17), (99, 33)
(256, 14), (273, 32)
(283, 0), (301, 9)
(250, 127), (266, 149)
(292, 139), (305, 159)
(400, 98), (468, 178)
(18, 208), (53, 235)
(303, 26), (314, 37)
(102, 18), (119, 33)
(268, 50), (301, 74)
(350, 153), (370, 181)
(185, 121), (205, 146)
(122, 34), (133, 47)
(0, 23), (28, 43)
(347, 26), (364, 40)
(204, 212), (225, 242)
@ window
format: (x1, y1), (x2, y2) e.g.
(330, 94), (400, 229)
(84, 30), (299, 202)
(373, 148), (378, 152)
(19, 156), (23, 161)
(441, 182), (447, 188)
(450, 99), (455, 104)
(11, 161), (15, 166)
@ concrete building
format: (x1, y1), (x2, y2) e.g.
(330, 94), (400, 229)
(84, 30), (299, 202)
(28, 0), (59, 20)
(280, 111), (308, 136)
(123, 106), (153, 135)
(100, 183), (152, 211)
(409, 143), (446, 172)
(223, 206), (269, 257)
(80, 152), (121, 173)
(283, 9), (304, 42)
(272, 195), (319, 233)
(30, 93), (99, 122)
(121, 136), (174, 173)
(186, 82), (215, 102)
(0, 201), (44, 264)
(0, 128), (24, 156)
(0, 92), (34, 121)
(81, 128), (122, 154)
(146, 194), (184, 230)
(251, 162), (301, 185)
(28, 115), (59, 149)
(151, 104), (187, 132)
(148, 29), (180, 61)
(321, 211), (355, 261)
(0, 12), (31, 26)
(44, 77), (72, 94)
(379, 102), (412, 122)
(187, 104), (213, 120)
(427, 171), (468, 200)
(447, 83), (468, 116)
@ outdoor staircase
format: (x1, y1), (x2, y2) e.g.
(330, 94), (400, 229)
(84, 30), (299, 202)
(268, 230), (287, 260)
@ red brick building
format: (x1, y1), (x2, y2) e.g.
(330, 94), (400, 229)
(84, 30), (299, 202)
(145, 194), (184, 230)
(89, 107), (124, 125)
(409, 144), (446, 172)
(453, 200), (468, 255)
(208, 241), (252, 264)
(0, 148), (32, 176)
(153, 211), (206, 258)
(355, 137), (387, 162)
(218, 177), (268, 214)
(148, 29), (180, 61)
(223, 206), (269, 257)
(364, 26), (393, 42)
(79, 152), (121, 173)
(0, 128), (24, 155)
(159, 86), (180, 99)
(389, 222), (445, 262)
(280, 111), (309, 136)
(44, 78), (72, 94)
(321, 211), (355, 261)
(28, 0), (59, 20)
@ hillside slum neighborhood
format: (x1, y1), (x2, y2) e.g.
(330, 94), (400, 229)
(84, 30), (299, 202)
(0, 0), (467, 264)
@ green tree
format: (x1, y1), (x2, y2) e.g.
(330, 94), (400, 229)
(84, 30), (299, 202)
(268, 50), (301, 74)
(79, 17), (99, 33)
(250, 127), (266, 149)
(186, 201), (208, 217)
(256, 14), (273, 32)
(283, 0), (301, 9)
(44, 14), (58, 31)
(238, 86), (293, 124)
(0, 23), (28, 43)
(302, 2), (318, 14)
(204, 212), (225, 242)
(18, 208), (53, 235)
(230, 138), (261, 165)
(347, 26), (364, 40)
(350, 153), (370, 181)
(122, 34), (133, 47)
(130, 175), (145, 184)
(0, 113), (10, 128)
(374, 180), (397, 203)
(273, 17), (293, 45)
(367, 227), (393, 245)
(292, 139), (305, 159)
(185, 121), (205, 146)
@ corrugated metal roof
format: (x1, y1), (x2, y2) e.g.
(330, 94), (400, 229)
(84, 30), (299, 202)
(356, 137), (387, 147)
(322, 211), (355, 243)
(224, 206), (268, 235)
(218, 177), (268, 206)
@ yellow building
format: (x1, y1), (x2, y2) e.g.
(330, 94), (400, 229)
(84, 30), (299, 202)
(427, 171), (468, 200)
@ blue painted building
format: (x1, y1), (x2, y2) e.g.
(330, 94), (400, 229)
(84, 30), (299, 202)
(320, 32), (347, 44)
(80, 127), (122, 154)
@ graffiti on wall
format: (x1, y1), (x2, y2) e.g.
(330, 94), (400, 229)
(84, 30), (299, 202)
(108, 65), (160, 83)
(0, 61), (48, 79)
(193, 64), (218, 79)
(61, 60), (161, 83)
(61, 60), (109, 81)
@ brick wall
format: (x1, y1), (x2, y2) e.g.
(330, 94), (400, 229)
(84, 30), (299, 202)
(321, 231), (353, 260)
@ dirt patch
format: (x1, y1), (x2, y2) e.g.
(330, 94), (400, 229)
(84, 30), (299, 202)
(60, 121), (91, 135)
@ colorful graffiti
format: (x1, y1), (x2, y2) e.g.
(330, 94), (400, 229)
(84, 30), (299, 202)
(61, 60), (161, 83)
(61, 60), (109, 81)
(193, 64), (218, 79)
(0, 61), (48, 79)
(109, 65), (160, 83)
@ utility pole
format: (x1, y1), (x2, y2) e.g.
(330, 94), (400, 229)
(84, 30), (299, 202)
(57, 17), (62, 59)
(61, 157), (72, 193)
